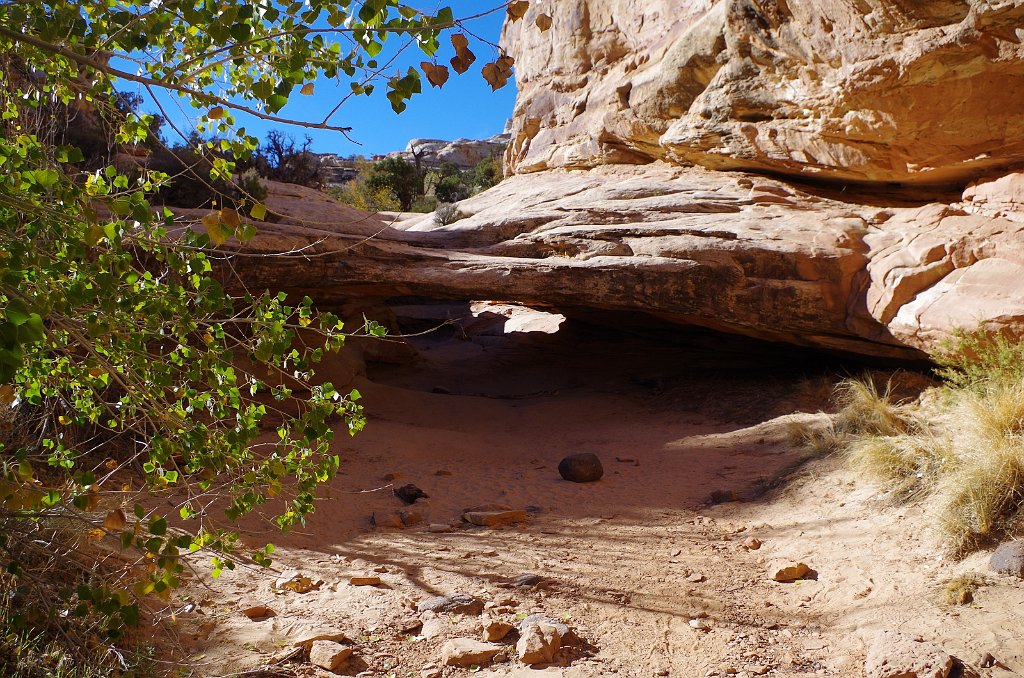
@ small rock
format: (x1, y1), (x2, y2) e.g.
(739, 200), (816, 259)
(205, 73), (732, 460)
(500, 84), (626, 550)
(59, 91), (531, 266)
(769, 562), (810, 582)
(990, 539), (1024, 577)
(372, 511), (405, 529)
(483, 620), (515, 642)
(420, 617), (448, 639)
(464, 509), (528, 527)
(400, 509), (424, 527)
(421, 669), (442, 678)
(309, 640), (352, 672)
(690, 619), (712, 631)
(493, 594), (518, 607)
(399, 618), (423, 634)
(292, 629), (348, 651)
(428, 523), (452, 533)
(240, 605), (274, 620)
(395, 483), (429, 504)
(518, 614), (574, 644)
(864, 630), (956, 678)
(558, 453), (604, 483)
(441, 638), (501, 667)
(510, 573), (545, 588)
(417, 593), (484, 616)
(743, 537), (762, 550)
(686, 572), (705, 583)
(273, 571), (322, 594)
(349, 576), (381, 587)
(517, 621), (561, 665)
(720, 665), (738, 675)
(708, 489), (738, 504)
(747, 665), (769, 676)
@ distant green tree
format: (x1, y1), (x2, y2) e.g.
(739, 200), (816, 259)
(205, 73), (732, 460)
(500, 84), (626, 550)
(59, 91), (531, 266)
(471, 154), (503, 191)
(366, 156), (423, 211)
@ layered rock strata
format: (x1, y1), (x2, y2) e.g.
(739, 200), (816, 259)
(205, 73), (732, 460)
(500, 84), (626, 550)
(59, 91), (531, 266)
(502, 0), (1024, 184)
(217, 171), (1024, 359)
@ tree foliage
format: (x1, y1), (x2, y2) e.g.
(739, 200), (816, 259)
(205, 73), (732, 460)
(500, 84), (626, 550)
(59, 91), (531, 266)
(365, 155), (423, 211)
(0, 0), (527, 667)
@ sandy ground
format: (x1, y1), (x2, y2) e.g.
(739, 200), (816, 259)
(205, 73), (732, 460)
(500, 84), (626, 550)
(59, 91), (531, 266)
(178, 303), (1024, 678)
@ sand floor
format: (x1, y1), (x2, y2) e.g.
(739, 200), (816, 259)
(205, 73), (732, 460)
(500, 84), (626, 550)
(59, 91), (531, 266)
(180, 303), (1024, 678)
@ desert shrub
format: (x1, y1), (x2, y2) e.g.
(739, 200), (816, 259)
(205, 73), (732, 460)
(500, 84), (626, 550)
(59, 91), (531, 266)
(934, 327), (1024, 391)
(434, 173), (471, 202)
(236, 167), (268, 204)
(329, 169), (402, 212)
(433, 202), (463, 226)
(410, 195), (438, 213)
(938, 381), (1024, 555)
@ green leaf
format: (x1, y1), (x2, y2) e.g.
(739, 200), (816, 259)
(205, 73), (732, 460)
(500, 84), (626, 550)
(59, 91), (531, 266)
(267, 94), (288, 113)
(149, 516), (167, 536)
(4, 299), (30, 326)
(250, 203), (267, 221)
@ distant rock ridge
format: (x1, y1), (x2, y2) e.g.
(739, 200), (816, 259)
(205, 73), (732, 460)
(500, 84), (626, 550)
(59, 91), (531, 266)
(388, 133), (510, 170)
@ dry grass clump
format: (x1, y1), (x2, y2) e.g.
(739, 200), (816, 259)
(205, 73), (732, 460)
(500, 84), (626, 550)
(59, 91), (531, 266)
(942, 571), (990, 606)
(847, 433), (953, 501)
(831, 332), (1024, 558)
(832, 375), (919, 437)
(788, 372), (924, 456)
(937, 381), (1024, 556)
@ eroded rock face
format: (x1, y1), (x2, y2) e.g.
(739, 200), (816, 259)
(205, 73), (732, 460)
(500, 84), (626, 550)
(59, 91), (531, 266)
(217, 167), (1024, 359)
(502, 0), (1024, 184)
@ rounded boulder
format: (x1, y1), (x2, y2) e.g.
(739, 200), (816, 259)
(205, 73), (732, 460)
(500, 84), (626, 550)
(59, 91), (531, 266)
(558, 453), (603, 483)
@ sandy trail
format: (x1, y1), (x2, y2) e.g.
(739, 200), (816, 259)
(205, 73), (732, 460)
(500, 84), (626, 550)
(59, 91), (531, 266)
(183, 303), (1024, 678)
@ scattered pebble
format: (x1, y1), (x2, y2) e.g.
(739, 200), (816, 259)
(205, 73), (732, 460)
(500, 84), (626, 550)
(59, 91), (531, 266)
(417, 593), (483, 616)
(395, 483), (428, 504)
(441, 638), (501, 667)
(518, 620), (561, 665)
(743, 538), (762, 551)
(464, 509), (528, 527)
(690, 619), (712, 631)
(483, 619), (515, 642)
(769, 562), (810, 582)
(309, 640), (352, 671)
(240, 605), (274, 620)
(349, 576), (381, 587)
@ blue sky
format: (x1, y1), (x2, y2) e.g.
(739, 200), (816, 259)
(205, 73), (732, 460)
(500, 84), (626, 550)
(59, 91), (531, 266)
(143, 2), (517, 158)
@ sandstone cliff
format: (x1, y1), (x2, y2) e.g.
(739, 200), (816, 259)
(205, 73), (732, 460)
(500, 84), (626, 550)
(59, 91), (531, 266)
(219, 0), (1024, 360)
(502, 0), (1024, 185)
